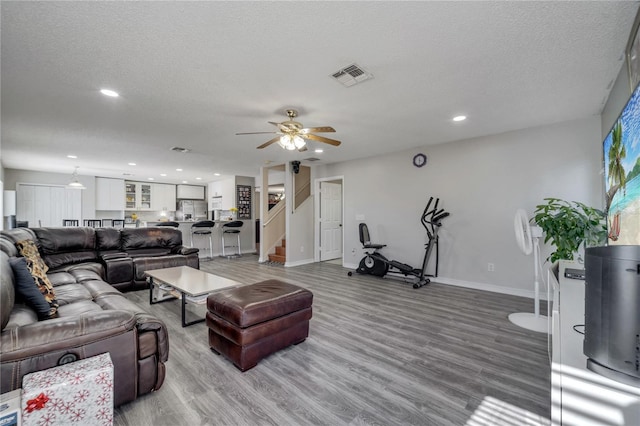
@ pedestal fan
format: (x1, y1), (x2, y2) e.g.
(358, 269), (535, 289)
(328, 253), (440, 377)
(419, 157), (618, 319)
(509, 209), (548, 333)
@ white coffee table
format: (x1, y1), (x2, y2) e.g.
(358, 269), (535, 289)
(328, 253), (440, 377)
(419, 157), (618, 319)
(146, 266), (243, 327)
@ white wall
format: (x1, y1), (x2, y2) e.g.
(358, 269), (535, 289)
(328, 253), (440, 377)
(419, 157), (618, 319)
(316, 117), (603, 297)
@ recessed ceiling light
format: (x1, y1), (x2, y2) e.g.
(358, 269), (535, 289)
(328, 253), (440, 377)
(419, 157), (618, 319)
(314, 149), (324, 153)
(67, 155), (77, 159)
(176, 168), (183, 172)
(195, 177), (202, 180)
(214, 173), (221, 176)
(453, 115), (467, 122)
(148, 177), (154, 181)
(160, 173), (167, 177)
(128, 162), (136, 166)
(182, 180), (188, 184)
(100, 89), (119, 97)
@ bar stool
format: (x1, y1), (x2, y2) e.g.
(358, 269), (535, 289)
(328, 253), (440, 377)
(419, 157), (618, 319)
(111, 219), (125, 228)
(190, 220), (215, 259)
(63, 219), (79, 227)
(83, 219), (102, 228)
(221, 220), (243, 257)
(155, 221), (180, 228)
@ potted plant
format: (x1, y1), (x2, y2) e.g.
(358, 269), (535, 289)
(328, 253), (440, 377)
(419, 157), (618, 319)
(533, 198), (607, 263)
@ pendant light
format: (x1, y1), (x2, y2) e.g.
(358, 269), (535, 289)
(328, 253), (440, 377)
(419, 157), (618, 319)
(67, 167), (86, 190)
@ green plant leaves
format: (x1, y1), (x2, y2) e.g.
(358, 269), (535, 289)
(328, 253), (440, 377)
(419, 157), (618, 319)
(533, 198), (606, 263)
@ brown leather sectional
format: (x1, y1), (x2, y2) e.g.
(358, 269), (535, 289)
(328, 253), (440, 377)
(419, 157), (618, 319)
(0, 226), (199, 406)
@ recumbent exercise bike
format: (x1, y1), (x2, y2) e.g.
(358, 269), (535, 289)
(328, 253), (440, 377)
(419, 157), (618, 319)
(348, 197), (449, 289)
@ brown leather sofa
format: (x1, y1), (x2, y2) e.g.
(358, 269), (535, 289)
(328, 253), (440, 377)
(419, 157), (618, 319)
(0, 226), (199, 406)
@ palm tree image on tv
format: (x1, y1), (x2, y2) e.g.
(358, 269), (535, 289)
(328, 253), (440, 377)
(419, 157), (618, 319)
(606, 121), (626, 212)
(604, 84), (640, 245)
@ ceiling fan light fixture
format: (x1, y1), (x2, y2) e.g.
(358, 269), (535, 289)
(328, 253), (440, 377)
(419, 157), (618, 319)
(293, 135), (305, 149)
(278, 134), (295, 150)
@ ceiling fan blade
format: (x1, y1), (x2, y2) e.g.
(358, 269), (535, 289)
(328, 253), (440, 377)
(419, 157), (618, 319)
(301, 126), (335, 133)
(302, 133), (342, 146)
(268, 121), (280, 127)
(236, 131), (277, 135)
(256, 136), (281, 149)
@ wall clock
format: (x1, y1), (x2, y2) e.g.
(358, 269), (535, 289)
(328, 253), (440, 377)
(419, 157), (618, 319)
(413, 153), (427, 168)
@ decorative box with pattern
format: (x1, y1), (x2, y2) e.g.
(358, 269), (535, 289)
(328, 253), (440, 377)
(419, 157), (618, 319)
(21, 353), (114, 426)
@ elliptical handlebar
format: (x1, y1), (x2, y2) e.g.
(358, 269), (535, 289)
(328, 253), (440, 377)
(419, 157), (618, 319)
(432, 211), (450, 225)
(421, 197), (450, 235)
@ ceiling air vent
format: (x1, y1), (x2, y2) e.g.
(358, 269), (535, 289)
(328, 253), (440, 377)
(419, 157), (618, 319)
(331, 63), (373, 87)
(304, 157), (321, 162)
(170, 146), (191, 153)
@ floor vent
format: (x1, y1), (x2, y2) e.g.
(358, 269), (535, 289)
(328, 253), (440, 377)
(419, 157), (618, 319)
(170, 146), (191, 153)
(331, 63), (373, 87)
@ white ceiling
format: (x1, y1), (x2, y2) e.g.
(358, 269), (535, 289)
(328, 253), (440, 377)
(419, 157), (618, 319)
(1, 1), (638, 184)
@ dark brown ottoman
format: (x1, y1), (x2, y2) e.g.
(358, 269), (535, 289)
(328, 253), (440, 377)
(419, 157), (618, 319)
(206, 279), (313, 371)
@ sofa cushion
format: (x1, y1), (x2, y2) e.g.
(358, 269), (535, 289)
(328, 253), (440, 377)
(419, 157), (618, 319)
(15, 240), (59, 318)
(33, 228), (97, 269)
(132, 255), (192, 282)
(34, 227), (96, 255)
(121, 228), (182, 251)
(8, 257), (51, 320)
(1, 252), (15, 330)
(96, 228), (121, 253)
(53, 284), (93, 306)
(47, 272), (77, 288)
(126, 248), (172, 258)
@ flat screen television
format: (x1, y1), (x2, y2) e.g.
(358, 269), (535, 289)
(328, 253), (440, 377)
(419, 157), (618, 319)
(603, 81), (640, 244)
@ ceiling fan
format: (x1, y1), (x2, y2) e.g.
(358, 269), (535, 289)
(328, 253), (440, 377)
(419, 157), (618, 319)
(236, 109), (341, 151)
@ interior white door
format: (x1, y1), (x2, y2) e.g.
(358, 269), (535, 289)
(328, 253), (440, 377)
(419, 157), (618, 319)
(320, 182), (342, 261)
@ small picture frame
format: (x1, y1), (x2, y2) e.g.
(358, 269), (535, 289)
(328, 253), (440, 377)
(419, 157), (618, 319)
(627, 9), (640, 92)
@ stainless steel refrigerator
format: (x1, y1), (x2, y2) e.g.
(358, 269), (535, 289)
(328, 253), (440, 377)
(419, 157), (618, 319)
(177, 200), (207, 220)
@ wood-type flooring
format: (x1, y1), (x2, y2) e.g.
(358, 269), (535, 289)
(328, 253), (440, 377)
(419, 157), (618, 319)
(114, 255), (551, 426)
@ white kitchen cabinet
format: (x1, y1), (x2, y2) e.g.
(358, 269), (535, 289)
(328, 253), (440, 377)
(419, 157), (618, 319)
(208, 178), (235, 210)
(96, 177), (125, 210)
(176, 184), (205, 200)
(152, 184), (177, 211)
(125, 181), (153, 211)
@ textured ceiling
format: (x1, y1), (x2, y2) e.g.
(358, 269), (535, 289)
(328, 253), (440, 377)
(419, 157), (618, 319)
(1, 1), (638, 184)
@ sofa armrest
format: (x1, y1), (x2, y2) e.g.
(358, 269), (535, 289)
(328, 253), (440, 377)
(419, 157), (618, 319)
(135, 313), (170, 362)
(173, 246), (199, 255)
(0, 310), (136, 362)
(101, 252), (129, 261)
(102, 256), (134, 285)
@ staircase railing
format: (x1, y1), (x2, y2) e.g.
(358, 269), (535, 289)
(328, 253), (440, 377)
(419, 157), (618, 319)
(262, 200), (286, 257)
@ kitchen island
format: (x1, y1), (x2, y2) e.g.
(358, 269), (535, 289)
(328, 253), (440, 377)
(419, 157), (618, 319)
(145, 220), (252, 258)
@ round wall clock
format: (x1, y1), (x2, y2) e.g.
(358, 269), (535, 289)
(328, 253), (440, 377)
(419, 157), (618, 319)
(413, 153), (427, 168)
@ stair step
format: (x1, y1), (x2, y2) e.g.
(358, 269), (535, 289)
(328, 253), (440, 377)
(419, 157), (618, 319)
(268, 254), (286, 263)
(281, 239), (286, 247)
(275, 246), (285, 256)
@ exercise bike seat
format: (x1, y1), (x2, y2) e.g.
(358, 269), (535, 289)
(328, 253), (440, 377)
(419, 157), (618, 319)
(359, 223), (387, 250)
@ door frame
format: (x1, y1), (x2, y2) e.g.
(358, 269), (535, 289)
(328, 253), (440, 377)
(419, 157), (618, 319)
(314, 175), (344, 262)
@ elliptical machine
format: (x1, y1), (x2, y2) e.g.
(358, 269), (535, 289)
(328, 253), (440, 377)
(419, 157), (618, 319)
(348, 197), (449, 289)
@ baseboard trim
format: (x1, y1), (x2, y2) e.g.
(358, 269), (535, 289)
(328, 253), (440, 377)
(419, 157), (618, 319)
(285, 258), (316, 267)
(343, 261), (358, 270)
(434, 276), (549, 300)
(341, 261), (546, 300)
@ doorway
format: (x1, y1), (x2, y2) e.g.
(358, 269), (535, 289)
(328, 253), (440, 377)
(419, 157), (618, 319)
(315, 177), (343, 263)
